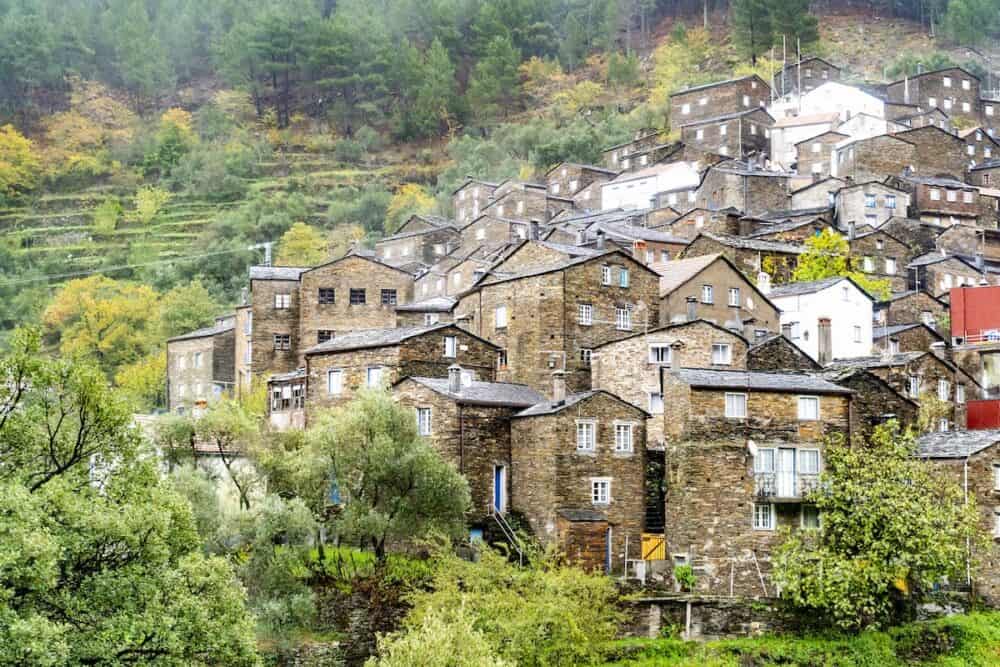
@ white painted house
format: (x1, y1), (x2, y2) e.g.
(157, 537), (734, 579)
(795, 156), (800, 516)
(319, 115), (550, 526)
(600, 161), (702, 211)
(769, 82), (886, 123)
(769, 112), (840, 170)
(763, 276), (874, 364)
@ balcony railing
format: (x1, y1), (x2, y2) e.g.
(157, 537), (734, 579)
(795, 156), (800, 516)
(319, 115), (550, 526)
(755, 473), (820, 500)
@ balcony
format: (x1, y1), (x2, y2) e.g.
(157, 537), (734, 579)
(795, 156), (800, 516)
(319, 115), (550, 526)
(755, 472), (820, 501)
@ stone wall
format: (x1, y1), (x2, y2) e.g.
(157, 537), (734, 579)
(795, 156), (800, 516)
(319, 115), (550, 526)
(251, 277), (302, 376)
(453, 180), (497, 227)
(746, 335), (821, 371)
(376, 227), (458, 267)
(850, 230), (912, 292)
(839, 135), (916, 182)
(867, 353), (974, 430)
(796, 131), (842, 178)
(670, 76), (770, 127)
(901, 127), (971, 179)
(234, 305), (252, 396)
(877, 325), (940, 353)
(670, 209), (741, 241)
(167, 335), (218, 411)
(833, 370), (919, 441)
(876, 291), (948, 328)
(837, 183), (909, 229)
(887, 68), (981, 126)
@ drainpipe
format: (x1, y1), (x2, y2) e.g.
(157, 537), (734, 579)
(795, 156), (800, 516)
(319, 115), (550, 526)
(459, 403), (465, 477)
(964, 454), (972, 587)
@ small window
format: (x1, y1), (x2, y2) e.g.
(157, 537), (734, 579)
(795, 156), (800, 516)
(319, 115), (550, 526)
(327, 370), (343, 395)
(812, 142), (822, 154)
(963, 102), (971, 112)
(947, 190), (958, 202)
(424, 313), (440, 326)
(938, 417), (950, 432)
(681, 103), (691, 115)
(274, 293), (291, 309)
(695, 128), (704, 140)
(988, 105), (995, 117)
(885, 195), (896, 209)
(993, 464), (1000, 491)
(712, 343), (732, 365)
(444, 336), (457, 358)
(273, 334), (291, 350)
(930, 188), (941, 201)
(956, 384), (966, 404)
(968, 145), (976, 156)
(193, 352), (203, 368)
(476, 228), (486, 240)
(649, 345), (671, 364)
(801, 505), (821, 529)
(885, 258), (897, 275)
(963, 79), (971, 90)
(576, 420), (596, 451)
(943, 76), (952, 87)
(416, 408), (432, 435)
(929, 96), (937, 108)
(614, 423), (634, 453)
(649, 392), (664, 414)
(578, 304), (593, 325)
(698, 96), (708, 106)
(592, 479), (611, 504)
(863, 256), (874, 272)
(701, 285), (714, 304)
(798, 396), (820, 420)
(720, 124), (728, 136)
(366, 367), (383, 388)
(742, 94), (750, 107)
(853, 325), (862, 343)
(753, 503), (775, 530)
(349, 288), (366, 305)
(728, 287), (740, 307)
(495, 305), (508, 329)
(908, 376), (920, 397)
(619, 268), (630, 288)
(725, 392), (747, 418)
(964, 191), (974, 203)
(318, 288), (335, 304)
(381, 289), (397, 305)
(865, 194), (876, 208)
(497, 349), (508, 368)
(317, 330), (334, 343)
(890, 339), (900, 354)
(938, 379), (950, 401)
(615, 307), (632, 331)
(580, 348), (592, 366)
(601, 265), (612, 285)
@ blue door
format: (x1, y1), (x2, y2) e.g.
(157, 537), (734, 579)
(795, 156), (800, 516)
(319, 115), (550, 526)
(605, 527), (613, 573)
(493, 465), (506, 512)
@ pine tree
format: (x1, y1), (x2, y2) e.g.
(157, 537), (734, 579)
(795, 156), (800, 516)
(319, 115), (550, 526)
(468, 35), (522, 124)
(770, 0), (819, 58)
(731, 0), (773, 66)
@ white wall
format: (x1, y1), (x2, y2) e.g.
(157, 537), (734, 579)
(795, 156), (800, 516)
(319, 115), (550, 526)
(770, 120), (838, 170)
(800, 82), (885, 122)
(770, 279), (874, 362)
(601, 162), (701, 211)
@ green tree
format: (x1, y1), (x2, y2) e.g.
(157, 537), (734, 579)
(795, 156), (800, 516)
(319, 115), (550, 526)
(772, 423), (982, 630)
(276, 222), (329, 267)
(0, 124), (41, 203)
(106, 0), (174, 108)
(114, 350), (167, 411)
(731, 0), (773, 65)
(134, 184), (172, 224)
(790, 229), (892, 300)
(0, 329), (258, 664)
(369, 604), (511, 667)
(769, 0), (819, 57)
(467, 35), (522, 124)
(158, 279), (222, 340)
(307, 390), (471, 561)
(942, 0), (997, 47)
(404, 38), (457, 139)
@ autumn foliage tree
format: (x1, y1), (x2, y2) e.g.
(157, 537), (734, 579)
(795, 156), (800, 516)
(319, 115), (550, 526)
(790, 229), (892, 300)
(0, 124), (42, 203)
(276, 222), (329, 267)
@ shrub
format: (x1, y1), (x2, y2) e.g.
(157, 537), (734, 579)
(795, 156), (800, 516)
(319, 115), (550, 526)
(92, 196), (123, 232)
(133, 185), (172, 224)
(674, 564), (697, 592)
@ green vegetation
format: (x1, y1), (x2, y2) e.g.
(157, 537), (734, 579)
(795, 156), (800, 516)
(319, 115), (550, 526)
(789, 228), (893, 300)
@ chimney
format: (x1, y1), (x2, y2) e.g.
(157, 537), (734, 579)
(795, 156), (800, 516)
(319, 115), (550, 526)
(448, 364), (462, 393)
(551, 370), (567, 402)
(669, 340), (685, 372)
(596, 229), (606, 250)
(686, 296), (698, 321)
(976, 251), (985, 271)
(575, 229), (587, 246)
(757, 271), (772, 294)
(929, 341), (952, 364)
(848, 220), (856, 240)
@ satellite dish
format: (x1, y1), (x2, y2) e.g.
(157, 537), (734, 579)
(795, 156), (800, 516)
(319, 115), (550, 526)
(747, 440), (758, 457)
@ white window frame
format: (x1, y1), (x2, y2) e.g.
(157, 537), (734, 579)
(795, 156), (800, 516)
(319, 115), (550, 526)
(591, 478), (611, 505)
(614, 422), (635, 453)
(712, 343), (733, 365)
(495, 305), (508, 329)
(601, 265), (612, 285)
(728, 287), (740, 307)
(649, 344), (671, 364)
(885, 258), (897, 275)
(993, 464), (1000, 491)
(616, 306), (632, 331)
(725, 392), (747, 419)
(938, 378), (950, 401)
(701, 285), (714, 304)
(576, 419), (596, 452)
(956, 384), (966, 404)
(444, 335), (457, 358)
(648, 391), (664, 414)
(366, 366), (383, 388)
(416, 407), (432, 436)
(619, 268), (630, 288)
(274, 293), (291, 309)
(753, 503), (775, 530)
(797, 396), (820, 421)
(578, 303), (593, 326)
(327, 369), (343, 395)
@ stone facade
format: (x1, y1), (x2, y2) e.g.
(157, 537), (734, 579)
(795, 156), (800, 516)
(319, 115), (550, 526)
(669, 208), (741, 241)
(679, 109), (773, 159)
(836, 182), (911, 230)
(875, 323), (944, 354)
(680, 234), (801, 284)
(546, 162), (618, 198)
(453, 179), (498, 227)
(849, 229), (912, 292)
(970, 161), (1000, 187)
(602, 129), (663, 170)
(746, 334), (821, 371)
(902, 178), (980, 226)
(775, 57), (840, 96)
(874, 290), (949, 329)
(963, 127), (999, 166)
(826, 368), (920, 440)
(912, 256), (985, 298)
(670, 75), (771, 128)
(886, 67), (982, 126)
(795, 131), (847, 178)
(250, 274), (304, 377)
(166, 320), (236, 413)
(234, 305), (252, 396)
(591, 321), (749, 449)
(511, 391), (648, 572)
(896, 126), (972, 179)
(790, 177), (846, 210)
(483, 182), (549, 222)
(750, 218), (834, 244)
(375, 226), (459, 267)
(695, 167), (792, 217)
(834, 134), (916, 183)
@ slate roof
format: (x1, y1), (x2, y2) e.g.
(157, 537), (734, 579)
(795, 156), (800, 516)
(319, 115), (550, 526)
(677, 108), (774, 128)
(168, 320), (235, 343)
(513, 389), (650, 418)
(377, 225), (459, 242)
(303, 323), (457, 355)
(669, 74), (768, 97)
(824, 351), (927, 370)
(970, 159), (1000, 171)
(404, 376), (546, 408)
(393, 296), (458, 312)
(269, 368), (306, 383)
(652, 253), (720, 294)
(746, 217), (830, 238)
(754, 206), (832, 221)
(249, 265), (310, 281)
(591, 318), (749, 349)
(532, 240), (602, 257)
(544, 161), (620, 176)
(766, 276), (851, 299)
(668, 368), (852, 394)
(875, 290), (946, 305)
(479, 249), (648, 288)
(774, 112), (840, 129)
(908, 252), (979, 269)
(917, 429), (1000, 459)
(592, 222), (688, 244)
(873, 323), (944, 340)
(695, 232), (805, 254)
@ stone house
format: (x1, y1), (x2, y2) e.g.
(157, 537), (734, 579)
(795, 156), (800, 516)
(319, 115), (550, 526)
(453, 178), (499, 227)
(583, 223), (690, 266)
(831, 134), (916, 182)
(617, 142), (683, 173)
(545, 162), (619, 199)
(873, 290), (949, 330)
(454, 249), (661, 395)
(790, 176), (846, 209)
(602, 129), (663, 170)
(970, 159), (1000, 187)
(247, 265), (309, 378)
(300, 323), (498, 418)
(935, 225), (1000, 262)
(374, 221), (459, 268)
(668, 207), (742, 241)
(961, 127), (999, 166)
(765, 277), (874, 364)
(590, 320), (750, 449)
(458, 214), (535, 251)
(393, 368), (545, 520)
(773, 56), (841, 96)
(234, 304), (252, 397)
(834, 181), (910, 229)
(678, 108), (774, 160)
(680, 232), (803, 283)
(660, 366), (852, 595)
(482, 181), (550, 222)
(795, 130), (848, 178)
(511, 383), (649, 572)
(694, 163), (793, 216)
(886, 67), (982, 126)
(892, 175), (979, 226)
(653, 252), (780, 337)
(917, 429), (1000, 606)
(669, 75), (771, 128)
(166, 315), (236, 413)
(393, 296), (457, 327)
(267, 369), (306, 431)
(894, 107), (952, 132)
(873, 322), (946, 354)
(894, 125), (972, 179)
(849, 227), (912, 292)
(826, 350), (977, 431)
(769, 113), (841, 171)
(746, 333), (821, 372)
(908, 252), (986, 297)
(822, 366), (920, 439)
(747, 216), (835, 243)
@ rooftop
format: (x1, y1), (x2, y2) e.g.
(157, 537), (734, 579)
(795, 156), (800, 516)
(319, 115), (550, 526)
(694, 231), (805, 254)
(874, 323), (944, 340)
(651, 253), (720, 295)
(668, 368), (852, 394)
(766, 276), (854, 299)
(249, 265), (310, 281)
(304, 323), (464, 355)
(168, 320), (235, 343)
(405, 376), (546, 408)
(393, 296), (458, 313)
(669, 74), (768, 97)
(917, 428), (1000, 459)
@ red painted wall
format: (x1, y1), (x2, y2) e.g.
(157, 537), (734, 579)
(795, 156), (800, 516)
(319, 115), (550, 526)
(951, 286), (1000, 342)
(968, 399), (1000, 430)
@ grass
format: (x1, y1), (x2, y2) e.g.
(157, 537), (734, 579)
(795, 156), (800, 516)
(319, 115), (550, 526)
(602, 612), (1000, 666)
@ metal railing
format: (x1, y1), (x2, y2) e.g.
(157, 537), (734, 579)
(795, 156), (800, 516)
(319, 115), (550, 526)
(489, 503), (524, 566)
(755, 473), (820, 499)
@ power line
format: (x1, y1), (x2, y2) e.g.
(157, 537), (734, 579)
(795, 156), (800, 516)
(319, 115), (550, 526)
(0, 245), (268, 288)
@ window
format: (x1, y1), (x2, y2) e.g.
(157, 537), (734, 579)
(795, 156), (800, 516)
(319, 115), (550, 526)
(349, 288), (366, 305)
(929, 96), (937, 107)
(712, 343), (732, 365)
(863, 256), (875, 273)
(381, 289), (397, 305)
(495, 305), (508, 329)
(649, 392), (664, 414)
(318, 288), (335, 304)
(661, 250), (670, 262)
(728, 287), (740, 307)
(929, 187), (941, 201)
(646, 250), (654, 264)
(994, 464), (1000, 491)
(811, 142), (822, 154)
(938, 418), (950, 432)
(753, 503), (775, 530)
(615, 306), (632, 331)
(805, 67), (813, 77)
(317, 330), (334, 344)
(944, 99), (953, 110)
(989, 105), (995, 117)
(601, 265), (612, 285)
(274, 293), (291, 309)
(885, 195), (896, 209)
(244, 342), (251, 364)
(614, 423), (634, 453)
(619, 268), (630, 288)
(853, 325), (862, 343)
(963, 79), (971, 90)
(576, 420), (596, 451)
(695, 128), (704, 140)
(725, 392), (747, 418)
(322, 369), (343, 396)
(366, 367), (383, 388)
(865, 214), (878, 226)
(416, 408), (432, 436)
(681, 103), (691, 115)
(569, 179), (578, 190)
(649, 344), (671, 364)
(476, 228), (486, 240)
(908, 375), (920, 397)
(695, 215), (705, 228)
(592, 479), (611, 504)
(956, 384), (966, 404)
(577, 303), (594, 326)
(580, 348), (592, 366)
(943, 76), (952, 87)
(963, 102), (971, 112)
(701, 285), (714, 304)
(192, 351), (203, 369)
(798, 396), (819, 420)
(551, 182), (560, 194)
(444, 336), (457, 358)
(424, 313), (440, 326)
(698, 96), (708, 106)
(938, 379), (950, 400)
(947, 189), (958, 202)
(750, 123), (757, 136)
(742, 94), (750, 107)
(964, 191), (974, 203)
(885, 258), (897, 274)
(968, 144), (976, 156)
(801, 505), (821, 529)
(719, 124), (727, 136)
(987, 147), (993, 158)
(865, 194), (876, 208)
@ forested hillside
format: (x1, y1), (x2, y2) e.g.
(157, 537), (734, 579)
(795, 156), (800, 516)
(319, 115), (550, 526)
(2, 0), (1000, 408)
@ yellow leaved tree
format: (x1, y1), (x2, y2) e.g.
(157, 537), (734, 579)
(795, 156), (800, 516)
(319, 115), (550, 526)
(385, 184), (435, 234)
(276, 222), (329, 267)
(0, 125), (42, 203)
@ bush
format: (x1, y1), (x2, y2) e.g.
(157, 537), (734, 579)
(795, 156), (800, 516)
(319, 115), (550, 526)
(334, 138), (365, 164)
(673, 564), (696, 592)
(133, 185), (172, 224)
(92, 196), (123, 232)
